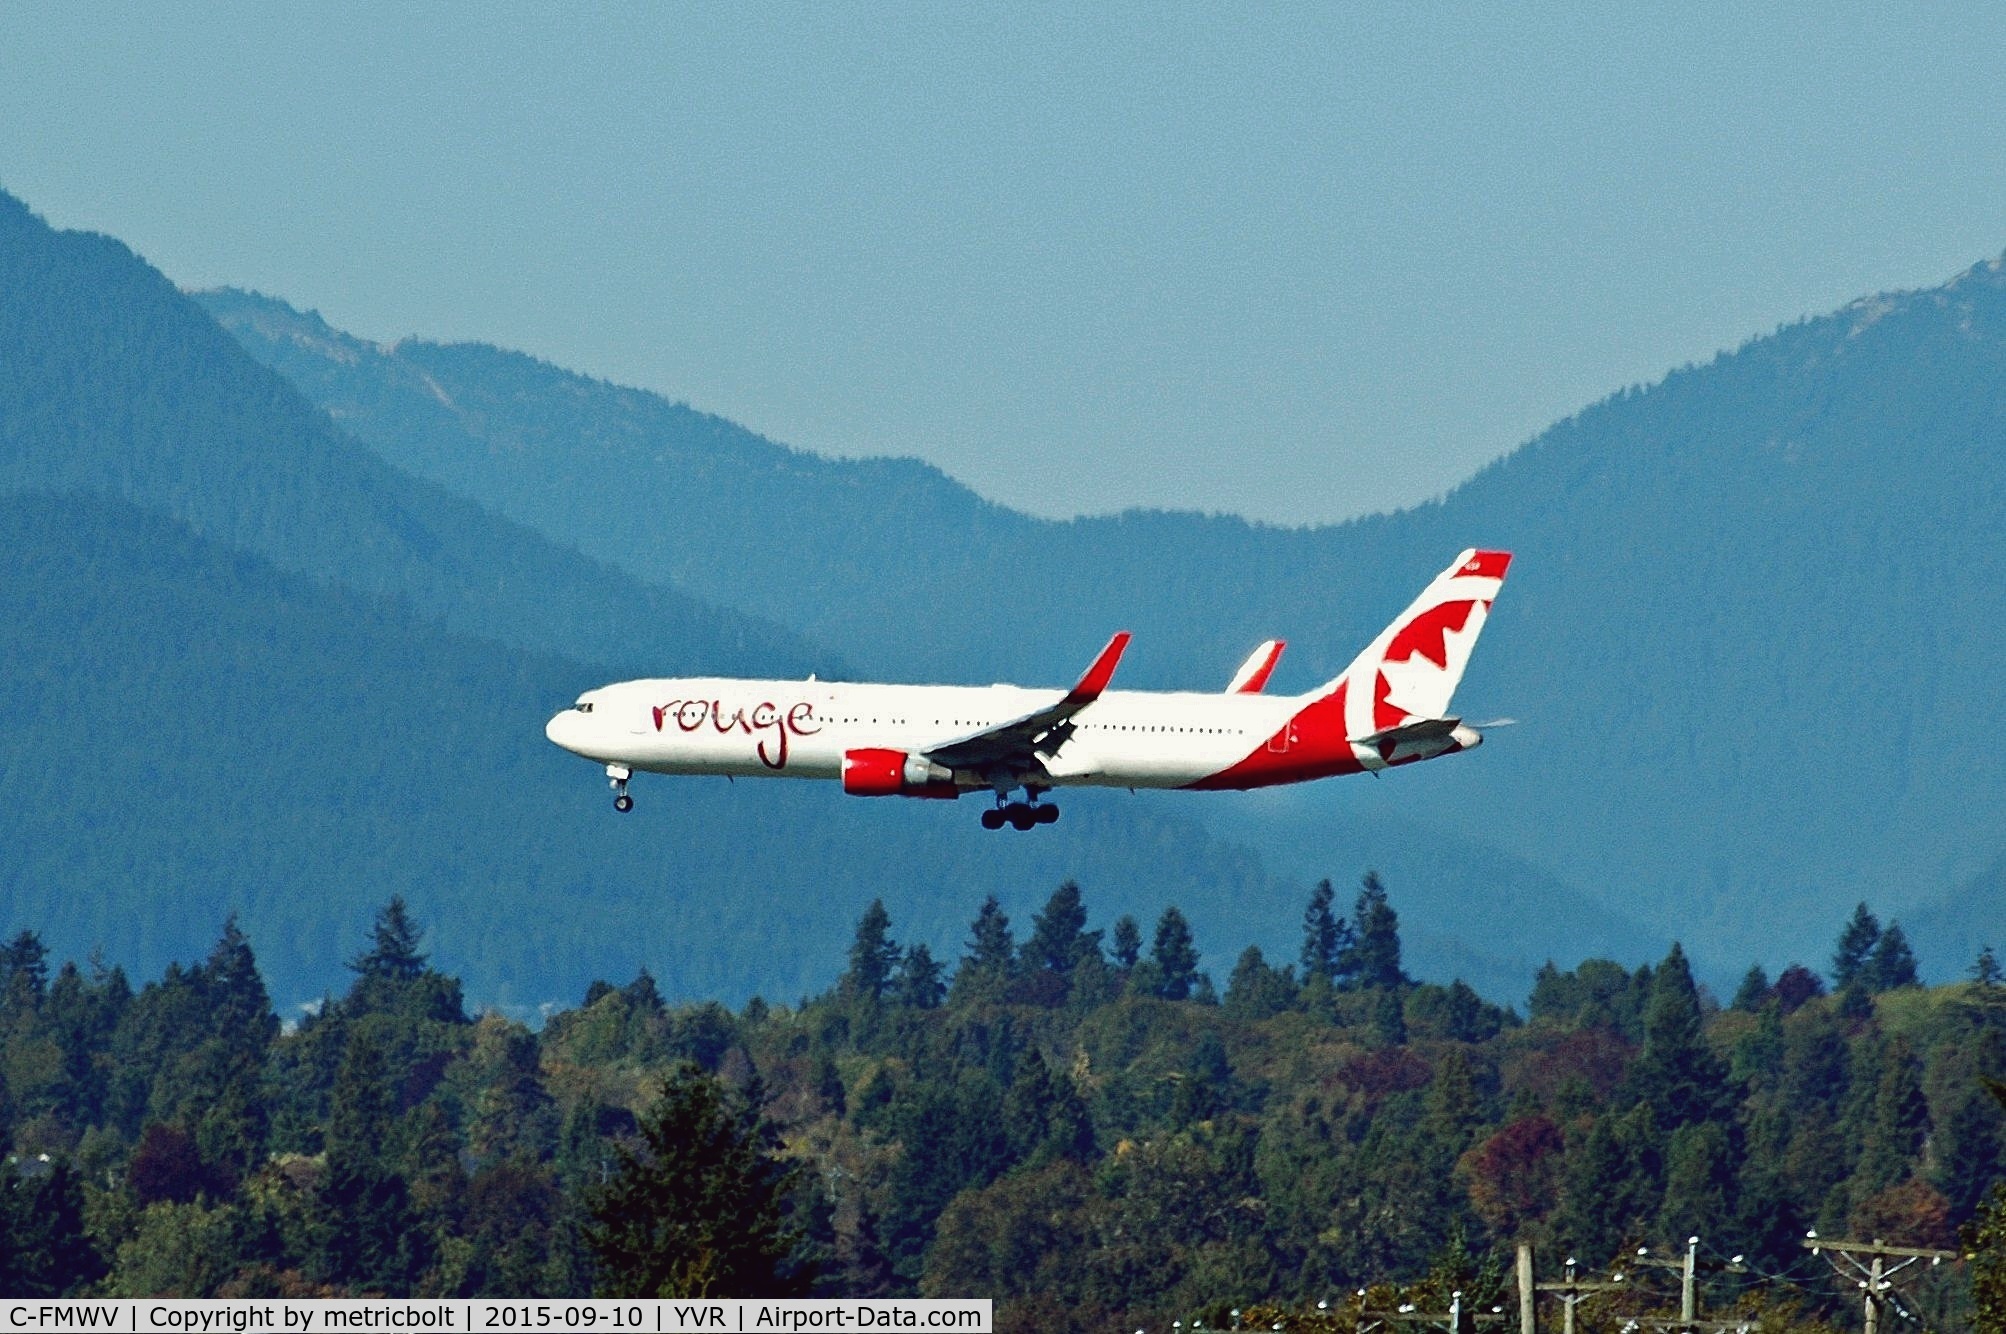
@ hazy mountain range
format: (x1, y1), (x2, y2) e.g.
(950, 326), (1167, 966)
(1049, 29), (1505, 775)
(0, 180), (1996, 1013)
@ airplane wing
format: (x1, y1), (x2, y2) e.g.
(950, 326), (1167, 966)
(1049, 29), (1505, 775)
(923, 632), (1131, 773)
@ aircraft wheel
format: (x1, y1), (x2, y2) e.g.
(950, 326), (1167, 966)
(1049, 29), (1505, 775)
(614, 794), (634, 813)
(980, 807), (1005, 830)
(1007, 805), (1036, 831)
(1035, 804), (1059, 825)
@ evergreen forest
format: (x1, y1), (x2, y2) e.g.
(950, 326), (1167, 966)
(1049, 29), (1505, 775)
(2, 878), (2002, 1334)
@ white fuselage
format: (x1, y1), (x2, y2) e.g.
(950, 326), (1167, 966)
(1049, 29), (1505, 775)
(547, 677), (1314, 790)
(544, 675), (1473, 793)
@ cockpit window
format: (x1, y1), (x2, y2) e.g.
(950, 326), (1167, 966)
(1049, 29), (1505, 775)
(574, 701), (594, 713)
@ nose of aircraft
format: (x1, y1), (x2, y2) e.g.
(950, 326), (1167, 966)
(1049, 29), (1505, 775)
(546, 708), (584, 754)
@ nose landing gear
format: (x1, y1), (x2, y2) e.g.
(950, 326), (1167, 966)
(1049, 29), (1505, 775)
(608, 764), (633, 813)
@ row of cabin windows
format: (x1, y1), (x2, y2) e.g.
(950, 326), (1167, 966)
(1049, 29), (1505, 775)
(823, 717), (1242, 736)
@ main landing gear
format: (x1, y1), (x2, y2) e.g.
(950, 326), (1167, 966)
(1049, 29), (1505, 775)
(608, 764), (633, 813)
(980, 789), (1060, 831)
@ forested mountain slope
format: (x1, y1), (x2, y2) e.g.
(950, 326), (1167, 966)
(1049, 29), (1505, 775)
(202, 258), (2006, 973)
(0, 191), (816, 681)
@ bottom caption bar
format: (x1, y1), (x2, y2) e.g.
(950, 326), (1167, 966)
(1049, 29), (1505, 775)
(1, 1301), (992, 1334)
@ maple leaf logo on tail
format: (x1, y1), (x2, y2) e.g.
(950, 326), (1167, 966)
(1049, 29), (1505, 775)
(1327, 549), (1512, 742)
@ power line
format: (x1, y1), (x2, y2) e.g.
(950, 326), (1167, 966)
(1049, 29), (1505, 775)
(1801, 1232), (1960, 1334)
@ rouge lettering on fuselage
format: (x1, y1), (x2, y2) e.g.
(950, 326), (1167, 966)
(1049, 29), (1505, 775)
(652, 698), (822, 769)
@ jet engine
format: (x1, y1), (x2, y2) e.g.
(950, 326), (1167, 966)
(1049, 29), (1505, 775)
(841, 748), (959, 798)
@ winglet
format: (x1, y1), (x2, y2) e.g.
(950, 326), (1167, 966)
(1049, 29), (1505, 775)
(1064, 632), (1131, 705)
(1227, 639), (1285, 693)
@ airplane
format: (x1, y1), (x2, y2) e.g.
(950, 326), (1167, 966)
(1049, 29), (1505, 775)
(545, 549), (1510, 830)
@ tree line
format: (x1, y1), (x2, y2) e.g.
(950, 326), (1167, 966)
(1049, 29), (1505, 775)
(0, 882), (2000, 1334)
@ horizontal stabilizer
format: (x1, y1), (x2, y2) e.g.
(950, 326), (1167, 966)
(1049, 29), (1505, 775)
(1356, 715), (1461, 748)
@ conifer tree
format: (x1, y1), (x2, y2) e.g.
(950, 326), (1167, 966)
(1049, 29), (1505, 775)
(842, 900), (900, 1003)
(1109, 916), (1142, 971)
(1170, 1029), (1232, 1126)
(1848, 1038), (1930, 1213)
(1625, 942), (1730, 1129)
(1369, 986), (1407, 1046)
(1731, 964), (1772, 1011)
(0, 1160), (103, 1296)
(1865, 921), (1919, 992)
(1932, 1069), (2006, 1219)
(189, 918), (279, 1181)
(345, 896), (464, 1023)
(585, 1064), (809, 1296)
(950, 897), (1016, 1004)
(312, 1159), (429, 1293)
(1554, 1114), (1631, 1263)
(1300, 879), (1352, 986)
(1150, 907), (1200, 1001)
(326, 1031), (396, 1171)
(1730, 1001), (1787, 1090)
(1837, 982), (1876, 1021)
(205, 917), (275, 1040)
(403, 1097), (470, 1225)
(0, 930), (47, 1003)
(1043, 1071), (1095, 1165)
(1024, 881), (1102, 981)
(895, 945), (945, 1009)
(43, 961), (121, 1130)
(965, 896), (1014, 971)
(623, 968), (665, 1014)
(1224, 946), (1297, 1020)
(311, 1031), (429, 1292)
(1347, 872), (1408, 990)
(351, 896), (427, 981)
(460, 1158), (564, 1297)
(1003, 1050), (1062, 1163)
(1423, 1046), (1485, 1151)
(1658, 1120), (1736, 1239)
(1832, 902), (1881, 990)
(1975, 945), (2003, 989)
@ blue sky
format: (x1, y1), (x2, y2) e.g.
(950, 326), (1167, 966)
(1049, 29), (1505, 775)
(6, 4), (2006, 524)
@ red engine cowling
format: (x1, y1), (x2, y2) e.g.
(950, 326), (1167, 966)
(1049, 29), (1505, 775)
(841, 748), (959, 799)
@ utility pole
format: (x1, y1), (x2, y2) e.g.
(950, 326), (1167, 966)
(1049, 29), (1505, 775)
(1682, 1235), (1697, 1330)
(1802, 1232), (1959, 1334)
(1626, 1238), (1747, 1334)
(1629, 1238), (1692, 1329)
(1534, 1256), (1623, 1334)
(1518, 1243), (1537, 1334)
